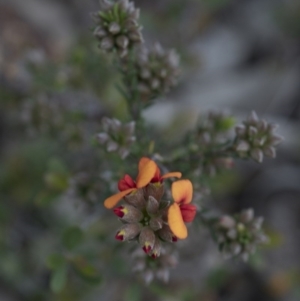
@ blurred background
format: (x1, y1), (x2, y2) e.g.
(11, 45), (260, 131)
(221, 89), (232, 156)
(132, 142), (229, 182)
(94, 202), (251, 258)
(0, 0), (300, 300)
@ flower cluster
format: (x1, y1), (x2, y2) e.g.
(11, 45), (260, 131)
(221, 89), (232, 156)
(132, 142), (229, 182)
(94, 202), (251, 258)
(93, 0), (143, 58)
(131, 247), (177, 284)
(215, 208), (268, 261)
(133, 43), (180, 100)
(96, 117), (136, 159)
(234, 111), (284, 163)
(104, 158), (197, 257)
(188, 111), (235, 176)
(195, 111), (235, 146)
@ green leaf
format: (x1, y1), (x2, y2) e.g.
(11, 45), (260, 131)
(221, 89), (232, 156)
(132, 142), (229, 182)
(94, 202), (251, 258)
(62, 226), (84, 251)
(113, 3), (120, 23)
(72, 257), (102, 285)
(50, 265), (67, 293)
(47, 254), (66, 270)
(98, 11), (110, 22)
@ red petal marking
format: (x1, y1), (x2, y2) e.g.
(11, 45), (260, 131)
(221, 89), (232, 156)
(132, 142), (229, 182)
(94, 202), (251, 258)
(115, 231), (124, 241)
(171, 179), (193, 204)
(180, 204), (197, 223)
(142, 244), (152, 254)
(118, 174), (136, 191)
(104, 188), (136, 209)
(172, 236), (178, 242)
(113, 206), (125, 218)
(151, 167), (161, 183)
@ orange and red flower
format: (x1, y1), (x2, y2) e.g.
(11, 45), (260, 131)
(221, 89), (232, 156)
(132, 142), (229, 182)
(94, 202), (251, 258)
(168, 179), (197, 239)
(104, 157), (182, 209)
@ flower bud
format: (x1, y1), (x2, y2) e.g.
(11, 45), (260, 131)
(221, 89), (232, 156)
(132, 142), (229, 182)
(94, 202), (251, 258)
(106, 141), (118, 152)
(144, 183), (164, 201)
(264, 146), (276, 158)
(230, 242), (242, 255)
(270, 134), (284, 146)
(159, 199), (171, 210)
(94, 26), (106, 38)
(235, 125), (246, 136)
(139, 227), (155, 254)
(124, 188), (145, 209)
(113, 205), (143, 223)
(100, 37), (114, 50)
(251, 217), (264, 230)
(115, 223), (141, 241)
(248, 110), (258, 123)
(236, 141), (250, 152)
(108, 22), (121, 35)
(227, 229), (237, 239)
(149, 217), (163, 231)
(157, 225), (177, 242)
(116, 35), (129, 49)
(96, 132), (109, 144)
(146, 196), (159, 214)
(142, 270), (154, 285)
(156, 269), (169, 283)
(251, 149), (263, 163)
(240, 208), (254, 223)
(128, 31), (143, 42)
(219, 215), (236, 229)
(150, 237), (161, 259)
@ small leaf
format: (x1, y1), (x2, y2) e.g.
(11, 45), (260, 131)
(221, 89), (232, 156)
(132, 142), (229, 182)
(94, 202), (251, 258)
(113, 3), (120, 23)
(98, 11), (110, 22)
(62, 226), (84, 251)
(72, 257), (102, 285)
(50, 265), (67, 293)
(47, 254), (65, 270)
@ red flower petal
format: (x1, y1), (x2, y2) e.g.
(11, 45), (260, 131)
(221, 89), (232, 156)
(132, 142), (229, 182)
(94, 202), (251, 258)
(180, 204), (197, 223)
(118, 174), (136, 191)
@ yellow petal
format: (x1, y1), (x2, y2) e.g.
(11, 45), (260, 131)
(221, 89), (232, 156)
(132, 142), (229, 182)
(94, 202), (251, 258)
(138, 157), (152, 171)
(161, 172), (182, 179)
(104, 188), (136, 209)
(136, 159), (157, 188)
(171, 179), (193, 204)
(168, 203), (187, 239)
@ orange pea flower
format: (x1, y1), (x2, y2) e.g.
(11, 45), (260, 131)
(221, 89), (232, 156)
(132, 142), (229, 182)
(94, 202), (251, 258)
(168, 179), (197, 239)
(138, 157), (182, 184)
(104, 157), (182, 209)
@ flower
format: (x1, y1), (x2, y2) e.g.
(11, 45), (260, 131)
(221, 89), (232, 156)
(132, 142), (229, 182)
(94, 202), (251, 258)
(104, 157), (181, 209)
(92, 0), (143, 58)
(215, 208), (269, 261)
(234, 111), (284, 163)
(139, 157), (182, 184)
(133, 42), (180, 99)
(96, 117), (136, 159)
(167, 180), (197, 239)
